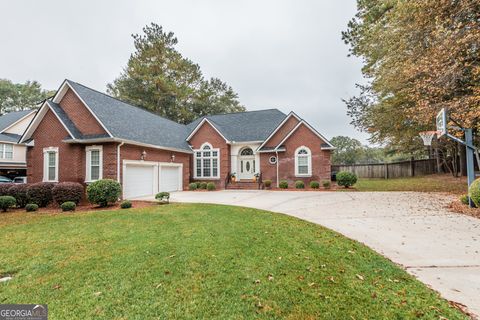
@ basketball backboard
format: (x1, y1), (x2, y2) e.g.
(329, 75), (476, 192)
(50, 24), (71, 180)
(436, 108), (447, 137)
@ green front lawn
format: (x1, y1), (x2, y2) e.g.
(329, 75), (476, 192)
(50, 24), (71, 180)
(0, 204), (466, 319)
(354, 174), (468, 194)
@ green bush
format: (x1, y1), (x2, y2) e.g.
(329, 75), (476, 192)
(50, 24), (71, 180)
(310, 181), (320, 189)
(86, 179), (121, 207)
(52, 182), (84, 204)
(468, 178), (480, 207)
(279, 180), (288, 189)
(295, 180), (305, 189)
(195, 182), (202, 189)
(460, 194), (469, 205)
(264, 180), (272, 188)
(8, 184), (29, 207)
(322, 180), (331, 189)
(199, 182), (207, 190)
(25, 203), (39, 212)
(0, 196), (16, 212)
(336, 171), (358, 188)
(61, 201), (76, 212)
(207, 182), (216, 191)
(120, 200), (132, 209)
(0, 183), (14, 196)
(27, 182), (55, 207)
(189, 183), (197, 191)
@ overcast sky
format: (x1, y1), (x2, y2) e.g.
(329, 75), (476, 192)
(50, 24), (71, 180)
(0, 0), (369, 143)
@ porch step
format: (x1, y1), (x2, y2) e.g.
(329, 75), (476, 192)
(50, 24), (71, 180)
(226, 181), (259, 190)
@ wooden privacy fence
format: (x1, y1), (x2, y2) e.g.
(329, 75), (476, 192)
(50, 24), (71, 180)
(332, 159), (438, 179)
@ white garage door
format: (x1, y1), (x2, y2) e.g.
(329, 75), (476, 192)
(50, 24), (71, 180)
(124, 164), (155, 199)
(159, 166), (181, 192)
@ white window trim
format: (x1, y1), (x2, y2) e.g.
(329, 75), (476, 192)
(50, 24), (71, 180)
(85, 145), (103, 183)
(193, 142), (220, 179)
(294, 146), (312, 177)
(43, 147), (59, 182)
(0, 143), (14, 160)
(269, 156), (277, 165)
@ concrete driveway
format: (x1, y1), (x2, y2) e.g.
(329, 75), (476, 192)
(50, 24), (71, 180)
(143, 190), (480, 316)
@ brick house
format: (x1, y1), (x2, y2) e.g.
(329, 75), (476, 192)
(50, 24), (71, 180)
(20, 80), (335, 199)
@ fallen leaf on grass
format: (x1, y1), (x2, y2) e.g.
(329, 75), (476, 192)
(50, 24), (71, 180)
(168, 254), (175, 259)
(328, 276), (335, 283)
(254, 279), (261, 284)
(52, 284), (61, 290)
(308, 282), (316, 287)
(93, 291), (102, 297)
(356, 274), (364, 281)
(155, 283), (162, 288)
(267, 274), (274, 281)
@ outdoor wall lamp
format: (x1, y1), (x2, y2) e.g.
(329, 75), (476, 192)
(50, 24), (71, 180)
(140, 150), (147, 160)
(171, 153), (175, 162)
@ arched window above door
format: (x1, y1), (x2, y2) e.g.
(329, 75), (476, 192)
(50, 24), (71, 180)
(240, 148), (254, 156)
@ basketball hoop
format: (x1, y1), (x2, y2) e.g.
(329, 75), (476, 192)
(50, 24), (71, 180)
(419, 131), (438, 146)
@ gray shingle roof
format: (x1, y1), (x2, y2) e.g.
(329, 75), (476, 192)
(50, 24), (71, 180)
(187, 109), (287, 142)
(0, 133), (22, 143)
(0, 110), (33, 132)
(46, 101), (82, 139)
(66, 80), (191, 151)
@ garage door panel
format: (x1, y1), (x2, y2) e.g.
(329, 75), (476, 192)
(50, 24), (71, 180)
(160, 166), (181, 192)
(124, 164), (155, 199)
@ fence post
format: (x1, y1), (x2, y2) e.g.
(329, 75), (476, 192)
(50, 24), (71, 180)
(384, 163), (388, 179)
(410, 157), (415, 177)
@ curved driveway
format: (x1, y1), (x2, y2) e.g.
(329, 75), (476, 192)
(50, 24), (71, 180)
(162, 190), (480, 317)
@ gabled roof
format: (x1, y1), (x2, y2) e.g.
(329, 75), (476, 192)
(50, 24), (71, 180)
(0, 110), (36, 143)
(57, 80), (192, 152)
(273, 120), (336, 150)
(186, 109), (286, 142)
(46, 101), (82, 139)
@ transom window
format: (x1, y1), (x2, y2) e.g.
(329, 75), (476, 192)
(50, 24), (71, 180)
(240, 148), (254, 156)
(86, 146), (103, 182)
(0, 143), (13, 159)
(194, 143), (219, 179)
(295, 146), (312, 177)
(43, 147), (58, 182)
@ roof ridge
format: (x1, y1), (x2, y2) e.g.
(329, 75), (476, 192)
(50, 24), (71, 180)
(188, 108), (284, 125)
(65, 79), (188, 128)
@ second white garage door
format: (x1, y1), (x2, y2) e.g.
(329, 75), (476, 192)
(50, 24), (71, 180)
(123, 164), (155, 199)
(159, 166), (181, 192)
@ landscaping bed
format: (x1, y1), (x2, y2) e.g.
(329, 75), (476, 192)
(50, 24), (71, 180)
(0, 203), (468, 319)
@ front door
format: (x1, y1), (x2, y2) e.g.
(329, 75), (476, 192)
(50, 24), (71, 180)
(238, 158), (255, 180)
(238, 147), (256, 180)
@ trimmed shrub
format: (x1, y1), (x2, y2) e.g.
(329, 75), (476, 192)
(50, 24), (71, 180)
(469, 178), (480, 207)
(0, 196), (16, 212)
(61, 201), (76, 212)
(0, 183), (14, 196)
(310, 181), (320, 189)
(52, 182), (84, 205)
(25, 203), (39, 212)
(322, 180), (331, 189)
(189, 183), (197, 191)
(199, 182), (207, 190)
(279, 180), (288, 189)
(120, 200), (132, 209)
(207, 182), (216, 191)
(8, 184), (29, 207)
(27, 182), (55, 207)
(195, 182), (202, 189)
(460, 194), (469, 205)
(336, 171), (358, 188)
(86, 179), (121, 207)
(264, 180), (272, 188)
(155, 192), (170, 203)
(295, 180), (305, 189)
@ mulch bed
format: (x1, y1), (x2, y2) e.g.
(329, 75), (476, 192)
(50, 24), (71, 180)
(448, 199), (480, 219)
(10, 200), (155, 215)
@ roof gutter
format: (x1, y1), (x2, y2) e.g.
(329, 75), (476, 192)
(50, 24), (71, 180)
(63, 137), (193, 154)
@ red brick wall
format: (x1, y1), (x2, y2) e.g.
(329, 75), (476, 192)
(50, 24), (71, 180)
(263, 115), (300, 148)
(259, 123), (332, 186)
(59, 88), (107, 136)
(188, 122), (229, 188)
(119, 144), (191, 190)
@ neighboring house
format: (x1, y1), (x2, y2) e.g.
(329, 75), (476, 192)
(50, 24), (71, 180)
(20, 79), (334, 199)
(0, 110), (36, 179)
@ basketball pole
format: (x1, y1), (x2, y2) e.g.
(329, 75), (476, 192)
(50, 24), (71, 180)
(465, 129), (475, 207)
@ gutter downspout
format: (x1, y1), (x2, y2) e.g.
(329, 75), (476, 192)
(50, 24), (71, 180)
(276, 150), (279, 188)
(117, 141), (125, 182)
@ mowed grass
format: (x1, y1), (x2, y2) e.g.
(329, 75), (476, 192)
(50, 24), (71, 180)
(0, 204), (467, 319)
(355, 174), (468, 194)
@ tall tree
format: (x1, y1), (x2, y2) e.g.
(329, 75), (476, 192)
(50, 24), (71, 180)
(343, 0), (480, 149)
(108, 23), (245, 124)
(0, 79), (54, 114)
